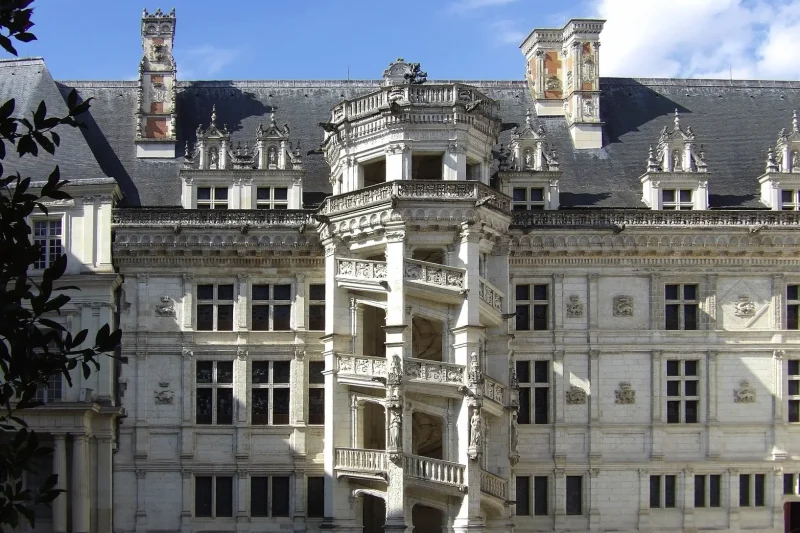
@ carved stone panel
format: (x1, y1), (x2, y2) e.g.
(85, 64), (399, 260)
(566, 295), (584, 318)
(566, 385), (587, 405)
(615, 381), (636, 404)
(734, 380), (756, 403)
(613, 295), (634, 317)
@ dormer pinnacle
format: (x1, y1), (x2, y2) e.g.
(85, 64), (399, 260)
(759, 112), (800, 209)
(793, 110), (798, 133)
(210, 104), (217, 127)
(382, 58), (428, 86)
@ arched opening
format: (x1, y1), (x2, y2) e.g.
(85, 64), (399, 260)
(411, 411), (443, 459)
(412, 248), (445, 265)
(363, 158), (387, 188)
(412, 153), (444, 180)
(363, 306), (386, 358)
(362, 401), (386, 451)
(363, 494), (386, 533)
(411, 316), (443, 362)
(412, 504), (443, 533)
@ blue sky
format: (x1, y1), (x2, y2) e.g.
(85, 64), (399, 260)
(4, 0), (800, 81)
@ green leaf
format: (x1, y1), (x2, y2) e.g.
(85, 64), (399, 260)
(14, 33), (37, 43)
(33, 101), (46, 129)
(0, 99), (15, 121)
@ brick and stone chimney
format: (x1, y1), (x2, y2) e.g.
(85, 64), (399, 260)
(520, 19), (605, 150)
(136, 8), (177, 158)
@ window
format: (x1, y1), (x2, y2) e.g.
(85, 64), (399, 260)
(251, 361), (290, 425)
(516, 476), (530, 516)
(34, 373), (62, 403)
(789, 360), (800, 422)
(195, 475), (233, 517)
(515, 284), (549, 331)
(663, 189), (693, 210)
(695, 474), (721, 507)
(196, 361), (234, 425)
(256, 187), (288, 210)
(251, 476), (290, 517)
(666, 360), (699, 423)
(787, 285), (799, 329)
(196, 284), (234, 331)
(308, 361), (325, 425)
(566, 476), (582, 515)
(33, 220), (62, 269)
(307, 477), (324, 518)
(650, 475), (677, 508)
(784, 473), (798, 495)
(517, 361), (549, 425)
(252, 284), (291, 331)
(782, 189), (800, 210)
(739, 474), (766, 507)
(309, 284), (326, 331)
(197, 187), (228, 209)
(665, 284), (698, 330)
(512, 187), (545, 211)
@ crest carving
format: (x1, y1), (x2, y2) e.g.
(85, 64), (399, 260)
(566, 385), (587, 405)
(615, 381), (636, 404)
(734, 380), (756, 403)
(566, 295), (584, 318)
(613, 295), (633, 317)
(733, 295), (756, 318)
(154, 389), (174, 405)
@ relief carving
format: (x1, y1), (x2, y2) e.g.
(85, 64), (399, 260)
(566, 385), (587, 405)
(615, 381), (636, 404)
(155, 295), (175, 317)
(734, 380), (756, 403)
(154, 389), (174, 405)
(733, 295), (756, 317)
(613, 295), (634, 317)
(566, 295), (584, 318)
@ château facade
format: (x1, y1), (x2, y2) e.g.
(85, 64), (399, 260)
(5, 7), (800, 533)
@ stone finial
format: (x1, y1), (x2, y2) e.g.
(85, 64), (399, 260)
(210, 104), (217, 127)
(673, 109), (680, 130)
(525, 108), (533, 129)
(184, 141), (189, 158)
(647, 144), (660, 172)
(794, 110), (799, 133)
(383, 58), (427, 86)
(767, 146), (779, 173)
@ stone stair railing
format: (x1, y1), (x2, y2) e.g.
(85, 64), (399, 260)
(483, 375), (506, 404)
(478, 277), (504, 312)
(404, 454), (466, 489)
(404, 259), (465, 290)
(337, 257), (388, 280)
(335, 448), (388, 476)
(336, 354), (388, 380)
(480, 469), (508, 500)
(404, 357), (465, 385)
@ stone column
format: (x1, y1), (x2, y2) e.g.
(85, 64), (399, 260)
(651, 351), (663, 459)
(707, 351), (721, 459)
(588, 468), (601, 530)
(237, 274), (250, 331)
(97, 436), (114, 533)
(180, 469), (192, 532)
(237, 470), (249, 519)
(637, 469), (649, 529)
(553, 468), (567, 529)
(444, 142), (467, 181)
(71, 434), (90, 533)
(683, 467), (695, 529)
(52, 434), (67, 533)
(729, 469), (740, 530)
(135, 467), (147, 532)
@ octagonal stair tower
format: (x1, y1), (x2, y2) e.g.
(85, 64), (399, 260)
(316, 60), (516, 533)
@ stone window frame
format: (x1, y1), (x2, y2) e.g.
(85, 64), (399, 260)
(662, 188), (694, 210)
(195, 360), (234, 425)
(694, 474), (723, 508)
(514, 282), (551, 332)
(250, 474), (292, 517)
(565, 474), (584, 516)
(516, 359), (550, 425)
(194, 474), (234, 518)
(250, 282), (293, 331)
(739, 473), (767, 507)
(307, 360), (325, 425)
(781, 189), (800, 210)
(512, 186), (546, 211)
(783, 473), (799, 496)
(787, 284), (800, 330)
(196, 282), (235, 331)
(34, 372), (62, 403)
(515, 474), (550, 516)
(196, 185), (229, 209)
(665, 358), (700, 424)
(308, 283), (326, 331)
(664, 283), (699, 330)
(649, 474), (678, 508)
(31, 217), (64, 270)
(255, 186), (289, 210)
(788, 360), (800, 423)
(250, 359), (291, 426)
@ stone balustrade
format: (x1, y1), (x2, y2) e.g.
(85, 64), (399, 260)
(480, 469), (508, 500)
(320, 180), (512, 216)
(478, 277), (504, 311)
(336, 354), (388, 379)
(337, 258), (388, 280)
(483, 376), (506, 404)
(511, 209), (800, 229)
(112, 207), (313, 228)
(404, 358), (465, 385)
(335, 448), (388, 475)
(404, 259), (466, 290)
(404, 454), (466, 489)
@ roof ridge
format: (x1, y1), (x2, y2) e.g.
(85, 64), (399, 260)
(603, 76), (800, 89)
(0, 57), (45, 66)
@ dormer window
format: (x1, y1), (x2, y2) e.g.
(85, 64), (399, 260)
(256, 187), (288, 210)
(759, 112), (800, 210)
(197, 187), (228, 210)
(782, 190), (800, 210)
(513, 187), (546, 211)
(662, 189), (693, 210)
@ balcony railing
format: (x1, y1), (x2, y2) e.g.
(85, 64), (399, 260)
(112, 208), (314, 228)
(320, 180), (511, 216)
(404, 259), (466, 290)
(404, 358), (465, 385)
(478, 277), (504, 311)
(480, 469), (508, 500)
(337, 258), (388, 280)
(335, 448), (388, 476)
(404, 454), (466, 489)
(336, 354), (388, 380)
(483, 375), (506, 404)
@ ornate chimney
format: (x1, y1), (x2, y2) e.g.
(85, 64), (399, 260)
(136, 8), (177, 158)
(520, 19), (605, 150)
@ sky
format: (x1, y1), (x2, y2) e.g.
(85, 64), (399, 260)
(2, 0), (800, 81)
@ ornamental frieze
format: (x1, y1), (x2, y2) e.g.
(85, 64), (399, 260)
(404, 359), (464, 384)
(337, 355), (388, 379)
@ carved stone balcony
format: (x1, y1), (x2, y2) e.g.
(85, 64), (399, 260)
(335, 448), (388, 481)
(483, 375), (506, 406)
(478, 277), (504, 325)
(335, 257), (388, 292)
(480, 469), (508, 502)
(336, 354), (387, 387)
(113, 207), (314, 228)
(404, 259), (467, 303)
(404, 357), (466, 397)
(404, 454), (466, 491)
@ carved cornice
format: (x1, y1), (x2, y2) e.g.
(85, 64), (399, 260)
(113, 208), (314, 228)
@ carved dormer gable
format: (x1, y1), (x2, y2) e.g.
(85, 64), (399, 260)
(255, 114), (303, 171)
(759, 111), (800, 209)
(191, 105), (231, 170)
(496, 109), (561, 210)
(639, 110), (709, 210)
(382, 58), (427, 86)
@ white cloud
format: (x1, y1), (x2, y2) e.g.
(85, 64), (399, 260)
(179, 45), (240, 79)
(490, 19), (527, 45)
(449, 0), (518, 14)
(592, 0), (800, 80)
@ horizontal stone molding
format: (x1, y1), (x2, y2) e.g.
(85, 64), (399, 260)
(113, 208), (314, 228)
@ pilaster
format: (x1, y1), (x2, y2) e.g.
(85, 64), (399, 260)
(52, 434), (67, 533)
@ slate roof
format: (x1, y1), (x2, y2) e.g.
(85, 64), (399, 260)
(6, 56), (800, 209)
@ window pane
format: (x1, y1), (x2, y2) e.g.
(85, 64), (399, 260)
(273, 284), (291, 300)
(665, 304), (680, 330)
(683, 284), (697, 300)
(216, 476), (233, 517)
(274, 188), (288, 201)
(650, 476), (661, 508)
(684, 360), (698, 376)
(513, 188), (527, 202)
(663, 190), (676, 203)
(195, 476), (212, 517)
(252, 304), (270, 331)
(273, 388), (290, 425)
(516, 476), (530, 516)
(252, 361), (270, 384)
(684, 304), (698, 330)
(251, 476), (269, 517)
(273, 361), (291, 384)
(534, 387), (549, 424)
(666, 400), (681, 423)
(754, 474), (765, 506)
(253, 284), (270, 301)
(685, 400), (698, 423)
(252, 389), (270, 425)
(309, 304), (325, 330)
(198, 284), (214, 300)
(309, 362), (325, 384)
(666, 360), (680, 376)
(667, 381), (681, 396)
(518, 388), (531, 424)
(664, 475), (676, 508)
(216, 388), (233, 425)
(695, 475), (706, 507)
(665, 284), (679, 300)
(679, 189), (692, 202)
(217, 284), (234, 301)
(534, 476), (548, 516)
(196, 388), (213, 424)
(532, 304), (548, 330)
(217, 304), (234, 331)
(197, 362), (213, 383)
(217, 361), (233, 383)
(214, 188), (228, 200)
(307, 477), (325, 518)
(529, 188), (545, 202)
(684, 380), (698, 396)
(740, 474), (750, 506)
(310, 284), (326, 300)
(710, 475), (721, 507)
(783, 190), (794, 203)
(789, 305), (799, 330)
(789, 285), (799, 301)
(197, 304), (214, 331)
(534, 361), (549, 383)
(197, 188), (211, 200)
(517, 361), (531, 383)
(272, 476), (290, 516)
(790, 400), (800, 423)
(273, 305), (291, 330)
(566, 476), (582, 515)
(790, 360), (800, 376)
(533, 284), (548, 301)
(785, 474), (795, 495)
(515, 305), (530, 331)
(516, 284), (530, 301)
(309, 388), (325, 425)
